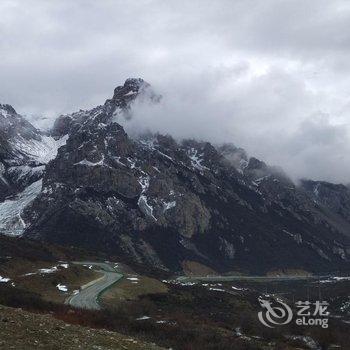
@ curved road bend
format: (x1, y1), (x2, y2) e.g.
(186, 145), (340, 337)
(65, 262), (123, 310)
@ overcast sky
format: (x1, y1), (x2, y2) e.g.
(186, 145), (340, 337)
(1, 0), (350, 183)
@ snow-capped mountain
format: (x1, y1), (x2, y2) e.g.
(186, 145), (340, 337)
(51, 78), (159, 138)
(1, 79), (350, 274)
(0, 104), (67, 234)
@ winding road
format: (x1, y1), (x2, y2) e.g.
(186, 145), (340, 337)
(65, 262), (123, 310)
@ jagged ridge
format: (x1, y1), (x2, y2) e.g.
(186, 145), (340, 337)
(1, 79), (350, 275)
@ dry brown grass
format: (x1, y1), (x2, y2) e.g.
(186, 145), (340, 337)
(266, 269), (312, 277)
(102, 274), (168, 306)
(0, 304), (164, 350)
(181, 260), (218, 276)
(0, 258), (101, 303)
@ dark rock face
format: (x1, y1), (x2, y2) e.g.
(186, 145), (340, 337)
(51, 78), (160, 138)
(1, 79), (350, 274)
(300, 180), (350, 229)
(0, 104), (40, 142)
(217, 143), (248, 173)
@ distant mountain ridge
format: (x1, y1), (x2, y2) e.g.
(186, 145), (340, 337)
(0, 103), (67, 233)
(0, 79), (349, 274)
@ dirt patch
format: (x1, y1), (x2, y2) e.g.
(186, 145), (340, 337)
(181, 260), (217, 276)
(102, 275), (168, 306)
(266, 269), (313, 277)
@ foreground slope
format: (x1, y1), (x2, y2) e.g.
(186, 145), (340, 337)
(0, 305), (164, 350)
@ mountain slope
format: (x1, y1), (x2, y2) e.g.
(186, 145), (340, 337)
(4, 78), (343, 275)
(0, 104), (67, 234)
(1, 79), (349, 274)
(0, 304), (164, 350)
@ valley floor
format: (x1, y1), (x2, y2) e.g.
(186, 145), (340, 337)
(1, 236), (349, 350)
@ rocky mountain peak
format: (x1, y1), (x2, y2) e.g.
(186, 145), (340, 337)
(105, 78), (160, 114)
(103, 78), (150, 115)
(120, 77), (147, 93)
(52, 78), (160, 138)
(0, 103), (41, 142)
(0, 104), (17, 115)
(1, 79), (350, 275)
(246, 157), (267, 172)
(217, 143), (248, 173)
(110, 78), (147, 102)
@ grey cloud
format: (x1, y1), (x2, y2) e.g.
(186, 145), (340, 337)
(1, 0), (350, 182)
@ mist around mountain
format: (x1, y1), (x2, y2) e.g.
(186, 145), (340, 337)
(0, 79), (350, 276)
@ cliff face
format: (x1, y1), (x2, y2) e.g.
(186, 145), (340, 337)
(1, 79), (350, 274)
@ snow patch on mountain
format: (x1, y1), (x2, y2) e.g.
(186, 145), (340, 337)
(138, 176), (157, 221)
(56, 284), (68, 292)
(74, 157), (104, 167)
(188, 148), (209, 171)
(0, 276), (11, 283)
(0, 163), (9, 186)
(0, 179), (42, 236)
(163, 200), (176, 211)
(10, 135), (68, 164)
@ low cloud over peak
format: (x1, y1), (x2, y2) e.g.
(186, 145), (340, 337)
(1, 0), (350, 183)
